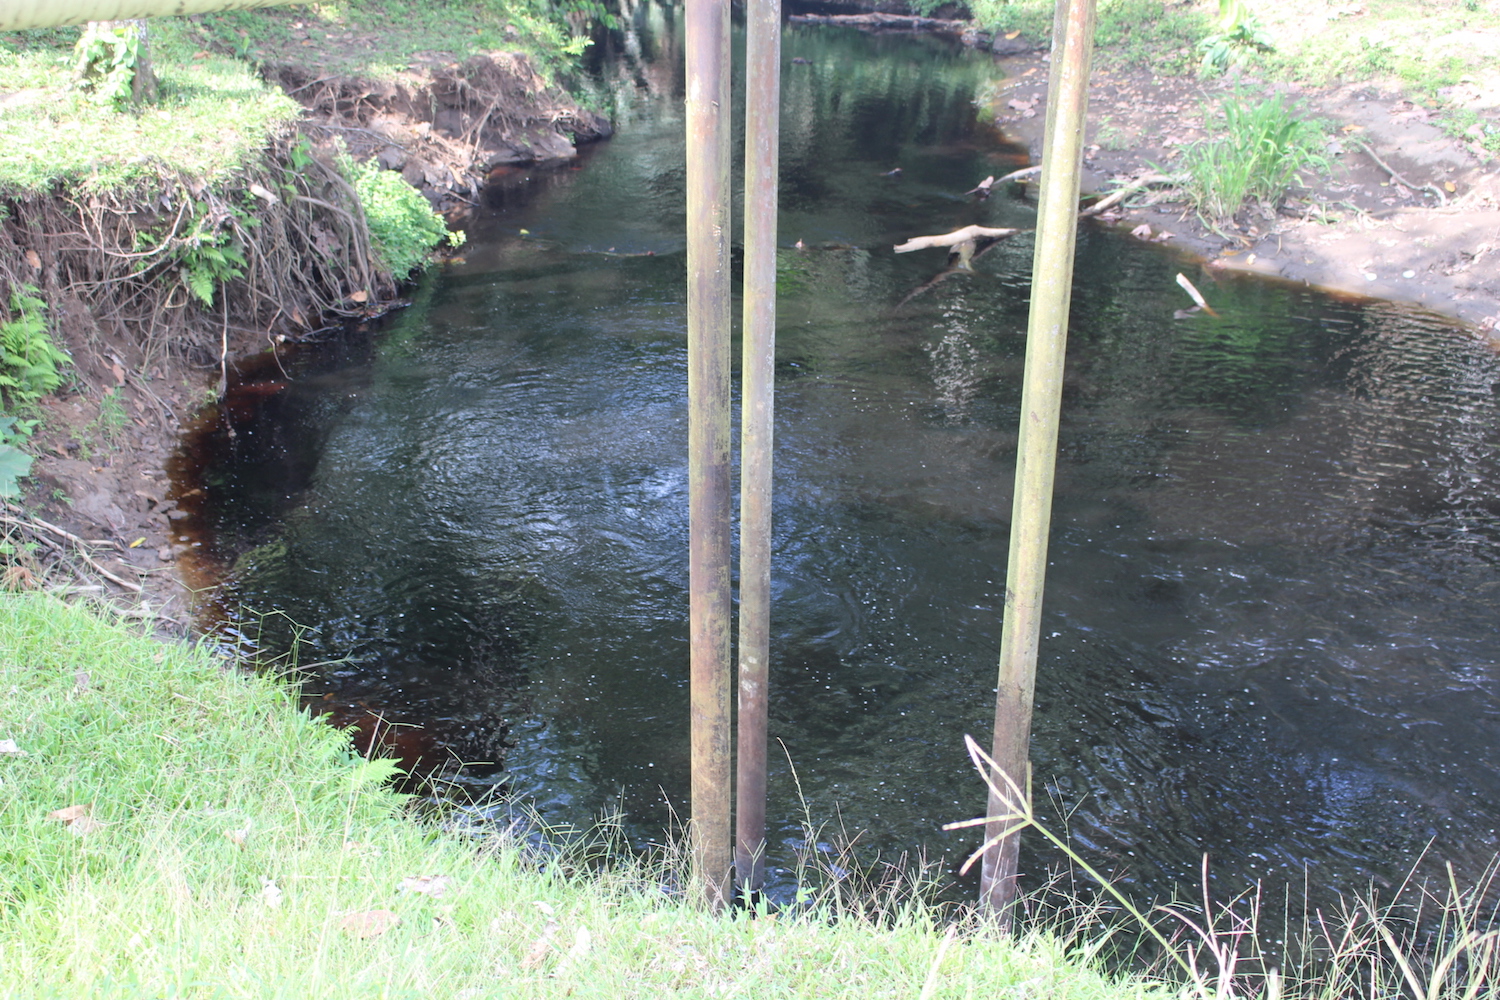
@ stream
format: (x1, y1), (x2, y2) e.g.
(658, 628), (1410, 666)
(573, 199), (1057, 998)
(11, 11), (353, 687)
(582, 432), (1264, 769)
(182, 4), (1500, 909)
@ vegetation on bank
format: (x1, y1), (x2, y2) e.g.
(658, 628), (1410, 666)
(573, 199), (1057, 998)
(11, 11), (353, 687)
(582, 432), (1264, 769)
(960, 0), (1500, 97)
(0, 0), (593, 500)
(0, 592), (1178, 1000)
(4, 594), (1500, 999)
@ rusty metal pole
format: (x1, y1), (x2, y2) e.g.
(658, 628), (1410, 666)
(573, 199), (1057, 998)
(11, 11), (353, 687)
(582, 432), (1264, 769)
(980, 0), (1096, 923)
(685, 0), (733, 911)
(735, 0), (781, 898)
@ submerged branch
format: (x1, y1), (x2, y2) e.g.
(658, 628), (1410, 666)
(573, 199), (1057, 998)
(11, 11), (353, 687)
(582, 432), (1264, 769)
(893, 225), (1022, 254)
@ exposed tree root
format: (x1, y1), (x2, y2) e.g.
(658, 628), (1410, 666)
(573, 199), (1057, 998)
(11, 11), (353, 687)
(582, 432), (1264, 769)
(0, 129), (391, 402)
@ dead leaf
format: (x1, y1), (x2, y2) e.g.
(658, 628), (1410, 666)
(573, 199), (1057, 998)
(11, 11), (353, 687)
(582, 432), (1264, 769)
(73, 671), (90, 693)
(521, 921), (560, 970)
(563, 926), (592, 964)
(48, 804), (91, 823)
(67, 816), (106, 837)
(1444, 181), (1457, 193)
(400, 875), (452, 898)
(24, 249), (40, 270)
(110, 363), (125, 386)
(340, 909), (399, 939)
(349, 289), (369, 303)
(1130, 223), (1153, 240)
(1005, 29), (1021, 39)
(2, 566), (36, 590)
(248, 182), (279, 205)
(1153, 230), (1175, 242)
(225, 827), (250, 846)
(0, 739), (24, 755)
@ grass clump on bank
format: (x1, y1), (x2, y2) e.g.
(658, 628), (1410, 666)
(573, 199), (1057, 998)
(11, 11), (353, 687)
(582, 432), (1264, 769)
(0, 593), (1177, 999)
(0, 24), (299, 193)
(192, 0), (603, 81)
(1174, 91), (1330, 222)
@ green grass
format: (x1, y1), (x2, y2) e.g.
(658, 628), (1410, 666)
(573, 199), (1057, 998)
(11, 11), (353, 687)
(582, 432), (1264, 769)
(1174, 90), (1331, 222)
(1255, 0), (1500, 95)
(968, 0), (1211, 74)
(191, 0), (594, 81)
(0, 22), (299, 192)
(0, 592), (1176, 1000)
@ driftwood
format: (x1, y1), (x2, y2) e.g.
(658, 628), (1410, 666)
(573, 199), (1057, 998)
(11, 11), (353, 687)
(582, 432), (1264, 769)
(894, 225), (1022, 254)
(896, 232), (1023, 307)
(1352, 139), (1448, 207)
(1080, 172), (1182, 217)
(788, 12), (967, 31)
(1174, 272), (1220, 318)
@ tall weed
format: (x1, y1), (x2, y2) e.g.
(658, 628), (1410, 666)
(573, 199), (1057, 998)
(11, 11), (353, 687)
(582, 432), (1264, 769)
(951, 734), (1500, 1000)
(1175, 92), (1329, 224)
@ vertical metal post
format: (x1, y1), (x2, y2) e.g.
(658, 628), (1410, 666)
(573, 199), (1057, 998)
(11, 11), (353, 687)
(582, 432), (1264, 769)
(685, 0), (733, 911)
(736, 0), (781, 897)
(980, 0), (1096, 922)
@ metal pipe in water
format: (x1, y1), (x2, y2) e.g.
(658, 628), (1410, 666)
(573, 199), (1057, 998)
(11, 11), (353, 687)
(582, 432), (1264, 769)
(684, 0), (734, 912)
(981, 0), (1097, 923)
(736, 0), (782, 898)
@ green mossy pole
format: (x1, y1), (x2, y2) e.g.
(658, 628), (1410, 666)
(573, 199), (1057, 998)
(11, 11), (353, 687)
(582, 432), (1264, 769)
(685, 0), (733, 911)
(980, 0), (1096, 923)
(735, 0), (781, 897)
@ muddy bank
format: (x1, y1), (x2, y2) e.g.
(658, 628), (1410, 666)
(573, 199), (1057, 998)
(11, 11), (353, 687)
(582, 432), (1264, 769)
(2, 50), (604, 621)
(266, 51), (611, 220)
(985, 53), (1500, 331)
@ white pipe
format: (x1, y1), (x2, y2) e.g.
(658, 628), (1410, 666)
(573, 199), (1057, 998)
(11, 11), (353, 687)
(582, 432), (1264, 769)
(0, 0), (303, 32)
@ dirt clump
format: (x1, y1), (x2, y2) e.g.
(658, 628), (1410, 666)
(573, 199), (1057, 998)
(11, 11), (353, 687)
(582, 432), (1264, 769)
(267, 51), (611, 220)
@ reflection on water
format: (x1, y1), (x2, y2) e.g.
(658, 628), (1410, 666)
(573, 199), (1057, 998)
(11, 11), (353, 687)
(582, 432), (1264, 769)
(191, 5), (1500, 907)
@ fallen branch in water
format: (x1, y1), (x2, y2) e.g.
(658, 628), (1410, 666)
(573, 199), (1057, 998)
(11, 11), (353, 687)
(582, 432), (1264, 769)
(894, 225), (1023, 254)
(788, 12), (967, 30)
(1080, 172), (1184, 217)
(895, 233), (1019, 307)
(1174, 272), (1220, 318)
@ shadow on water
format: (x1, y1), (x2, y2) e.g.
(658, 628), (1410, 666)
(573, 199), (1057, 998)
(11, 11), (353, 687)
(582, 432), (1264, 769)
(174, 3), (1500, 912)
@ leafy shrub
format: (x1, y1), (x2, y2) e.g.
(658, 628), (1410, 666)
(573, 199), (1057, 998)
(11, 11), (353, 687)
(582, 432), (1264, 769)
(344, 158), (456, 279)
(0, 286), (69, 410)
(1175, 92), (1329, 223)
(1198, 0), (1273, 75)
(72, 21), (144, 109)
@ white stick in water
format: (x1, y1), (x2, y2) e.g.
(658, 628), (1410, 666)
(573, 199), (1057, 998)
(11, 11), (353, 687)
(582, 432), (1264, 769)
(1175, 272), (1219, 317)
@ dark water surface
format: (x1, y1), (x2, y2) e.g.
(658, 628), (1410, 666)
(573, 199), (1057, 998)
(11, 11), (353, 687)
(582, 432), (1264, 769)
(190, 7), (1500, 907)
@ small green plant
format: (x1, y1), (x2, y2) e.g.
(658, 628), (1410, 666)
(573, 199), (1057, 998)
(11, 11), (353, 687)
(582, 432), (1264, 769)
(78, 388), (130, 459)
(133, 209), (247, 308)
(0, 415), (33, 499)
(1198, 0), (1274, 75)
(0, 286), (69, 410)
(72, 21), (146, 109)
(1440, 107), (1500, 153)
(179, 226), (247, 308)
(344, 157), (459, 278)
(1174, 91), (1330, 224)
